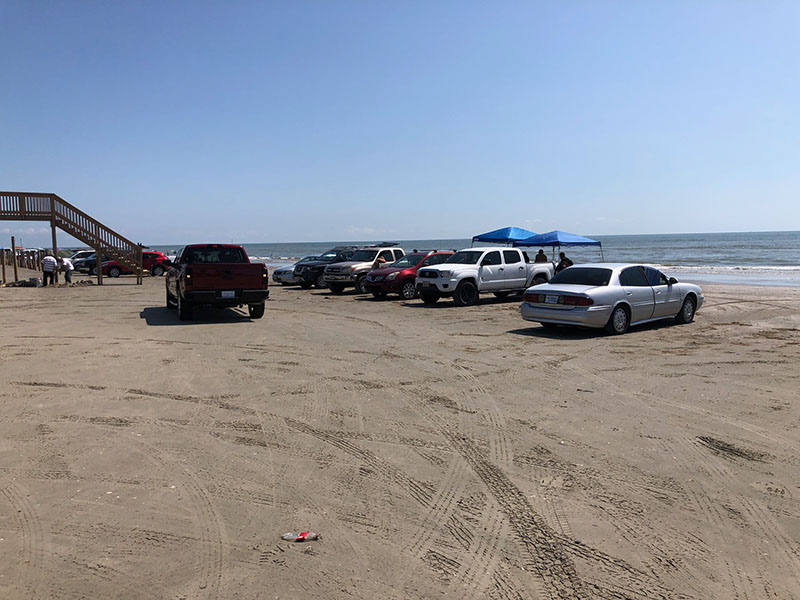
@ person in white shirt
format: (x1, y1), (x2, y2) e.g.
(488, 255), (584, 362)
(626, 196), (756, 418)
(59, 257), (74, 283)
(41, 254), (58, 286)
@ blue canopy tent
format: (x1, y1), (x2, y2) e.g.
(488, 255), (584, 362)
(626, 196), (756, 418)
(513, 230), (604, 260)
(471, 226), (537, 246)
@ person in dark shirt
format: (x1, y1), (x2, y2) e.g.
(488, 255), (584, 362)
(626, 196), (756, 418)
(534, 249), (548, 263)
(555, 252), (573, 273)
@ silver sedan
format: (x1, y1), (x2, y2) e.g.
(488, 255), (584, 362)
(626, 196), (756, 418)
(520, 263), (704, 335)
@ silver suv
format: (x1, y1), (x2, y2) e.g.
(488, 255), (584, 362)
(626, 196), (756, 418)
(323, 244), (405, 294)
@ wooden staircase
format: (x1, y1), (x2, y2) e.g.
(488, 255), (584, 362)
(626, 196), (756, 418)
(0, 192), (143, 284)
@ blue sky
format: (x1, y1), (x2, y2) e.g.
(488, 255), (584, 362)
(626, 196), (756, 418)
(2, 1), (799, 247)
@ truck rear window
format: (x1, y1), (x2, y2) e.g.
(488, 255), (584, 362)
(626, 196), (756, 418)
(183, 247), (248, 264)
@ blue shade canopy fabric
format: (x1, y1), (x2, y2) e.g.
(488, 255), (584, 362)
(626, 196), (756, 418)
(472, 226), (537, 244)
(512, 230), (601, 247)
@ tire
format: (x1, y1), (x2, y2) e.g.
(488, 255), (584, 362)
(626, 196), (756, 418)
(605, 305), (629, 335)
(299, 281), (313, 289)
(354, 276), (367, 294)
(177, 293), (193, 321)
(453, 281), (479, 307)
(151, 265), (165, 277)
(248, 303), (265, 319)
(314, 273), (327, 289)
(166, 287), (177, 309)
(400, 280), (417, 300)
(89, 265), (97, 276)
(675, 296), (696, 324)
(371, 290), (387, 299)
(493, 291), (510, 299)
(532, 276), (547, 286)
(328, 283), (345, 294)
(420, 291), (440, 305)
(108, 266), (122, 278)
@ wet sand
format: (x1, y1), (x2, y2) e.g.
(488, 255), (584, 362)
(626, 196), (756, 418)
(1, 274), (799, 599)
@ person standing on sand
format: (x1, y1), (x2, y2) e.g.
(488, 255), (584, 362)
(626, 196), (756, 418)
(59, 257), (74, 284)
(41, 253), (57, 286)
(534, 249), (548, 263)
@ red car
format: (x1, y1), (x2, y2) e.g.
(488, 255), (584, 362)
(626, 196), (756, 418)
(363, 251), (454, 299)
(101, 251), (170, 277)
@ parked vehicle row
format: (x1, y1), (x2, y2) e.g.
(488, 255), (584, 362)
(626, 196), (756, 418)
(274, 243), (704, 335)
(72, 250), (170, 277)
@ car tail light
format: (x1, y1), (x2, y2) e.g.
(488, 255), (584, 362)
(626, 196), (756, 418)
(562, 295), (593, 306)
(523, 292), (543, 303)
(184, 267), (193, 286)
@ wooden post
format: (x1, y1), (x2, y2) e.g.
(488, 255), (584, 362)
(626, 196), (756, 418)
(11, 236), (19, 282)
(95, 246), (103, 286)
(50, 198), (59, 284)
(1, 249), (6, 284)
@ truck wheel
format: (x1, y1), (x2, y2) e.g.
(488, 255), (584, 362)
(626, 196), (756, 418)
(400, 280), (417, 300)
(177, 294), (193, 321)
(248, 303), (265, 319)
(328, 283), (345, 294)
(420, 291), (440, 304)
(166, 287), (177, 309)
(605, 305), (629, 335)
(533, 276), (547, 285)
(314, 273), (327, 288)
(89, 265), (97, 276)
(453, 281), (478, 306)
(108, 266), (122, 278)
(151, 265), (165, 277)
(493, 291), (510, 299)
(354, 276), (367, 294)
(299, 280), (313, 289)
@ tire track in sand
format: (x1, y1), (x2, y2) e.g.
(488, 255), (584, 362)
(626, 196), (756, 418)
(0, 484), (45, 599)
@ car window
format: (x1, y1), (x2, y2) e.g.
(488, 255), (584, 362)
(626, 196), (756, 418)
(378, 250), (393, 262)
(503, 250), (521, 265)
(481, 251), (501, 266)
(428, 254), (451, 265)
(619, 266), (650, 287)
(549, 267), (611, 286)
(643, 267), (668, 286)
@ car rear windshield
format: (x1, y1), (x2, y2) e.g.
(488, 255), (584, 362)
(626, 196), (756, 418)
(350, 250), (379, 261)
(183, 246), (248, 263)
(445, 251), (482, 265)
(549, 267), (611, 286)
(390, 254), (425, 268)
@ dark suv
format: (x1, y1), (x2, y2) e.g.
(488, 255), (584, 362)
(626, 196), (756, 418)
(363, 251), (454, 299)
(293, 246), (358, 289)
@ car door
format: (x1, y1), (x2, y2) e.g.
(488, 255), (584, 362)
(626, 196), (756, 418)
(479, 251), (504, 290)
(502, 250), (526, 288)
(618, 266), (655, 322)
(644, 267), (681, 317)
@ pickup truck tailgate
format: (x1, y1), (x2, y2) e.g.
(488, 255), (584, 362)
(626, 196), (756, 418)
(185, 263), (266, 290)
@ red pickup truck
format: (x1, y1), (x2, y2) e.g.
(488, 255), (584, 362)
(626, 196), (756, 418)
(165, 244), (269, 320)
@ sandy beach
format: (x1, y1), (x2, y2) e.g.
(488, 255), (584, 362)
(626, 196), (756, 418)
(1, 273), (799, 600)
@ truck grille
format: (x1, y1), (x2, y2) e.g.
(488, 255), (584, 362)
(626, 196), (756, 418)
(418, 270), (438, 279)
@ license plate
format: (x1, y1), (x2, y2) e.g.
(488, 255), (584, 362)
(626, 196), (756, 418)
(545, 295), (559, 304)
(221, 291), (235, 299)
(422, 282), (433, 287)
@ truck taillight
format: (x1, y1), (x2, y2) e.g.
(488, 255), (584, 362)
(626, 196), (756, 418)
(185, 267), (193, 287)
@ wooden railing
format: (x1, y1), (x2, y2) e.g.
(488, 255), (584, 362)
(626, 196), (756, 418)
(0, 192), (142, 283)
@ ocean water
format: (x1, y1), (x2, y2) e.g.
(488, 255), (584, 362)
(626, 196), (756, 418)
(151, 230), (800, 287)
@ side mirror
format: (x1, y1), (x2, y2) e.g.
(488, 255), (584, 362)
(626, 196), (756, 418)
(668, 277), (678, 285)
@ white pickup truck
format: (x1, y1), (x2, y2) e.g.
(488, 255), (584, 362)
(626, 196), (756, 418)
(415, 247), (554, 306)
